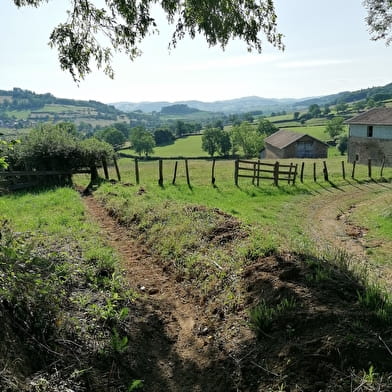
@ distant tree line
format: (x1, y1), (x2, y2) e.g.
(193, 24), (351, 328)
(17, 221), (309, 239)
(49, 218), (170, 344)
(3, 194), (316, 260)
(0, 87), (121, 115)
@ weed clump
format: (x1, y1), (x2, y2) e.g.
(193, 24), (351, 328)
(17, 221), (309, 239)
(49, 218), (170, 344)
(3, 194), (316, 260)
(0, 221), (137, 391)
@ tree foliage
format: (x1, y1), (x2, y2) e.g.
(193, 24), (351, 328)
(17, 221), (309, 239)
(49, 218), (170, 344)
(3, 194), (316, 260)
(13, 0), (283, 81)
(96, 127), (126, 148)
(230, 121), (264, 157)
(337, 134), (348, 155)
(12, 123), (114, 171)
(154, 128), (175, 146)
(130, 127), (155, 156)
(257, 118), (278, 136)
(325, 117), (345, 141)
(201, 128), (231, 157)
(364, 0), (392, 45)
(308, 104), (321, 118)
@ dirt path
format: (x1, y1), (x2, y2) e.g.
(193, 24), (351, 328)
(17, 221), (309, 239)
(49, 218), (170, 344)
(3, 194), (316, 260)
(303, 181), (392, 284)
(83, 195), (233, 392)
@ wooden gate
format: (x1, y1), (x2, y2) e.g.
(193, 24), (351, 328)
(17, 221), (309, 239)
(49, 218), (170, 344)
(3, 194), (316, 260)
(234, 159), (298, 186)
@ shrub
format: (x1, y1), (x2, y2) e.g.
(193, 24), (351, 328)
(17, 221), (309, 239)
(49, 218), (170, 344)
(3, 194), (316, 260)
(12, 123), (114, 172)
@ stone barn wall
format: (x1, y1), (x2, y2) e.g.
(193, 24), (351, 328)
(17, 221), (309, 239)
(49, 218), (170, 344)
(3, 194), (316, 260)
(348, 137), (392, 166)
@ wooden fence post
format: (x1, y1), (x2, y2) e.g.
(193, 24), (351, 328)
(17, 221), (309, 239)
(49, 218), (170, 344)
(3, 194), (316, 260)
(380, 156), (386, 177)
(158, 159), (163, 186)
(211, 159), (216, 185)
(313, 162), (317, 182)
(341, 161), (346, 180)
(172, 161), (178, 185)
(351, 160), (356, 179)
(323, 161), (329, 182)
(368, 158), (372, 178)
(300, 162), (305, 183)
(102, 158), (109, 180)
(293, 164), (298, 185)
(288, 162), (293, 184)
(135, 158), (140, 185)
(273, 161), (279, 186)
(113, 155), (121, 182)
(252, 162), (257, 185)
(256, 159), (261, 186)
(234, 159), (239, 186)
(185, 159), (191, 187)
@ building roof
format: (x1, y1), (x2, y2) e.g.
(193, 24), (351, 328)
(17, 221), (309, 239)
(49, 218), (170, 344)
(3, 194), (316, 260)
(345, 108), (392, 125)
(264, 129), (328, 149)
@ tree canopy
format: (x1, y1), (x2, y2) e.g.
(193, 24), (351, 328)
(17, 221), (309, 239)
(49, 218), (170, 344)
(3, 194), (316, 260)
(364, 0), (392, 45)
(130, 127), (155, 156)
(325, 117), (345, 141)
(13, 0), (283, 81)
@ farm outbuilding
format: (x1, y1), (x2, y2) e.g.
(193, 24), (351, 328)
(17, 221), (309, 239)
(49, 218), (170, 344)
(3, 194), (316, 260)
(346, 108), (392, 166)
(263, 129), (328, 159)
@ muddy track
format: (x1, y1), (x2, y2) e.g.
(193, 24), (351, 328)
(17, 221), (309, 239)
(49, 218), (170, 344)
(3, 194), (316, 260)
(304, 181), (392, 281)
(83, 195), (234, 392)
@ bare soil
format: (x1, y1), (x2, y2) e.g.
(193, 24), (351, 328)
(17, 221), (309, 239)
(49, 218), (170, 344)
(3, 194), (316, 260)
(82, 183), (392, 392)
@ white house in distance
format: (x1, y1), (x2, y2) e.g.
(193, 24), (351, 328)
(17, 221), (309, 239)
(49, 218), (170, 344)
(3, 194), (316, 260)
(345, 108), (392, 166)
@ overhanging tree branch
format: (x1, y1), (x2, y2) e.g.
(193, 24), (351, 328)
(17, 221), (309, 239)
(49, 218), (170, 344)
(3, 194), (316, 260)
(13, 0), (284, 82)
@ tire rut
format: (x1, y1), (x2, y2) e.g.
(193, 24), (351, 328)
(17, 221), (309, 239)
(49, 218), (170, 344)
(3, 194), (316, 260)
(303, 181), (392, 282)
(82, 194), (231, 391)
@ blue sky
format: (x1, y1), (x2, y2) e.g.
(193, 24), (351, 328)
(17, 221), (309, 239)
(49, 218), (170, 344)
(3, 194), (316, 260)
(1, 0), (391, 103)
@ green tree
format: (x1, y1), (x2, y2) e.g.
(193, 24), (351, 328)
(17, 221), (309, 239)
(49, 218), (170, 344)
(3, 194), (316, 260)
(308, 104), (321, 118)
(96, 127), (126, 148)
(367, 98), (376, 108)
(130, 127), (155, 157)
(325, 117), (345, 141)
(230, 122), (264, 157)
(353, 100), (367, 111)
(257, 118), (278, 136)
(293, 111), (300, 120)
(202, 128), (232, 157)
(113, 122), (131, 138)
(202, 128), (221, 157)
(0, 138), (19, 169)
(335, 102), (348, 113)
(13, 0), (283, 81)
(337, 134), (348, 155)
(323, 105), (331, 116)
(154, 129), (175, 146)
(218, 131), (232, 156)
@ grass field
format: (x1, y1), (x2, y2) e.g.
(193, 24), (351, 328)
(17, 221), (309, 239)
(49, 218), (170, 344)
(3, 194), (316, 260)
(39, 104), (96, 114)
(5, 109), (31, 120)
(160, 111), (222, 121)
(282, 125), (331, 141)
(85, 156), (392, 225)
(122, 134), (209, 157)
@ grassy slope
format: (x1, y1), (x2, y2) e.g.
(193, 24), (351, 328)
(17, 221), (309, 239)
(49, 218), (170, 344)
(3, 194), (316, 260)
(0, 187), (138, 391)
(94, 157), (391, 241)
(93, 157), (392, 390)
(348, 192), (392, 264)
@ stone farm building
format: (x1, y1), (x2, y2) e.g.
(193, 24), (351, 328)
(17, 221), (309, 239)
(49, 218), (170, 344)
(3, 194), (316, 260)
(263, 129), (328, 159)
(346, 108), (392, 166)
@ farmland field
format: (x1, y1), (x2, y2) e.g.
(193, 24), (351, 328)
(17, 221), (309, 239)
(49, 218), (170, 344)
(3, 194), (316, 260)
(122, 134), (209, 157)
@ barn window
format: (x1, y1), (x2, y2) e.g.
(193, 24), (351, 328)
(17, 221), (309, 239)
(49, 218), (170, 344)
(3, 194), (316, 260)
(367, 125), (373, 137)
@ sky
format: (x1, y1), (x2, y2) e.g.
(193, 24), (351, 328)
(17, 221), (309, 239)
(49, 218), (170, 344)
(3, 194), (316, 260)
(1, 0), (392, 103)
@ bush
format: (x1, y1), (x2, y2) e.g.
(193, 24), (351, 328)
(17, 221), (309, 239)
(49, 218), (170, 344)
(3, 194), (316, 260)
(13, 123), (114, 171)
